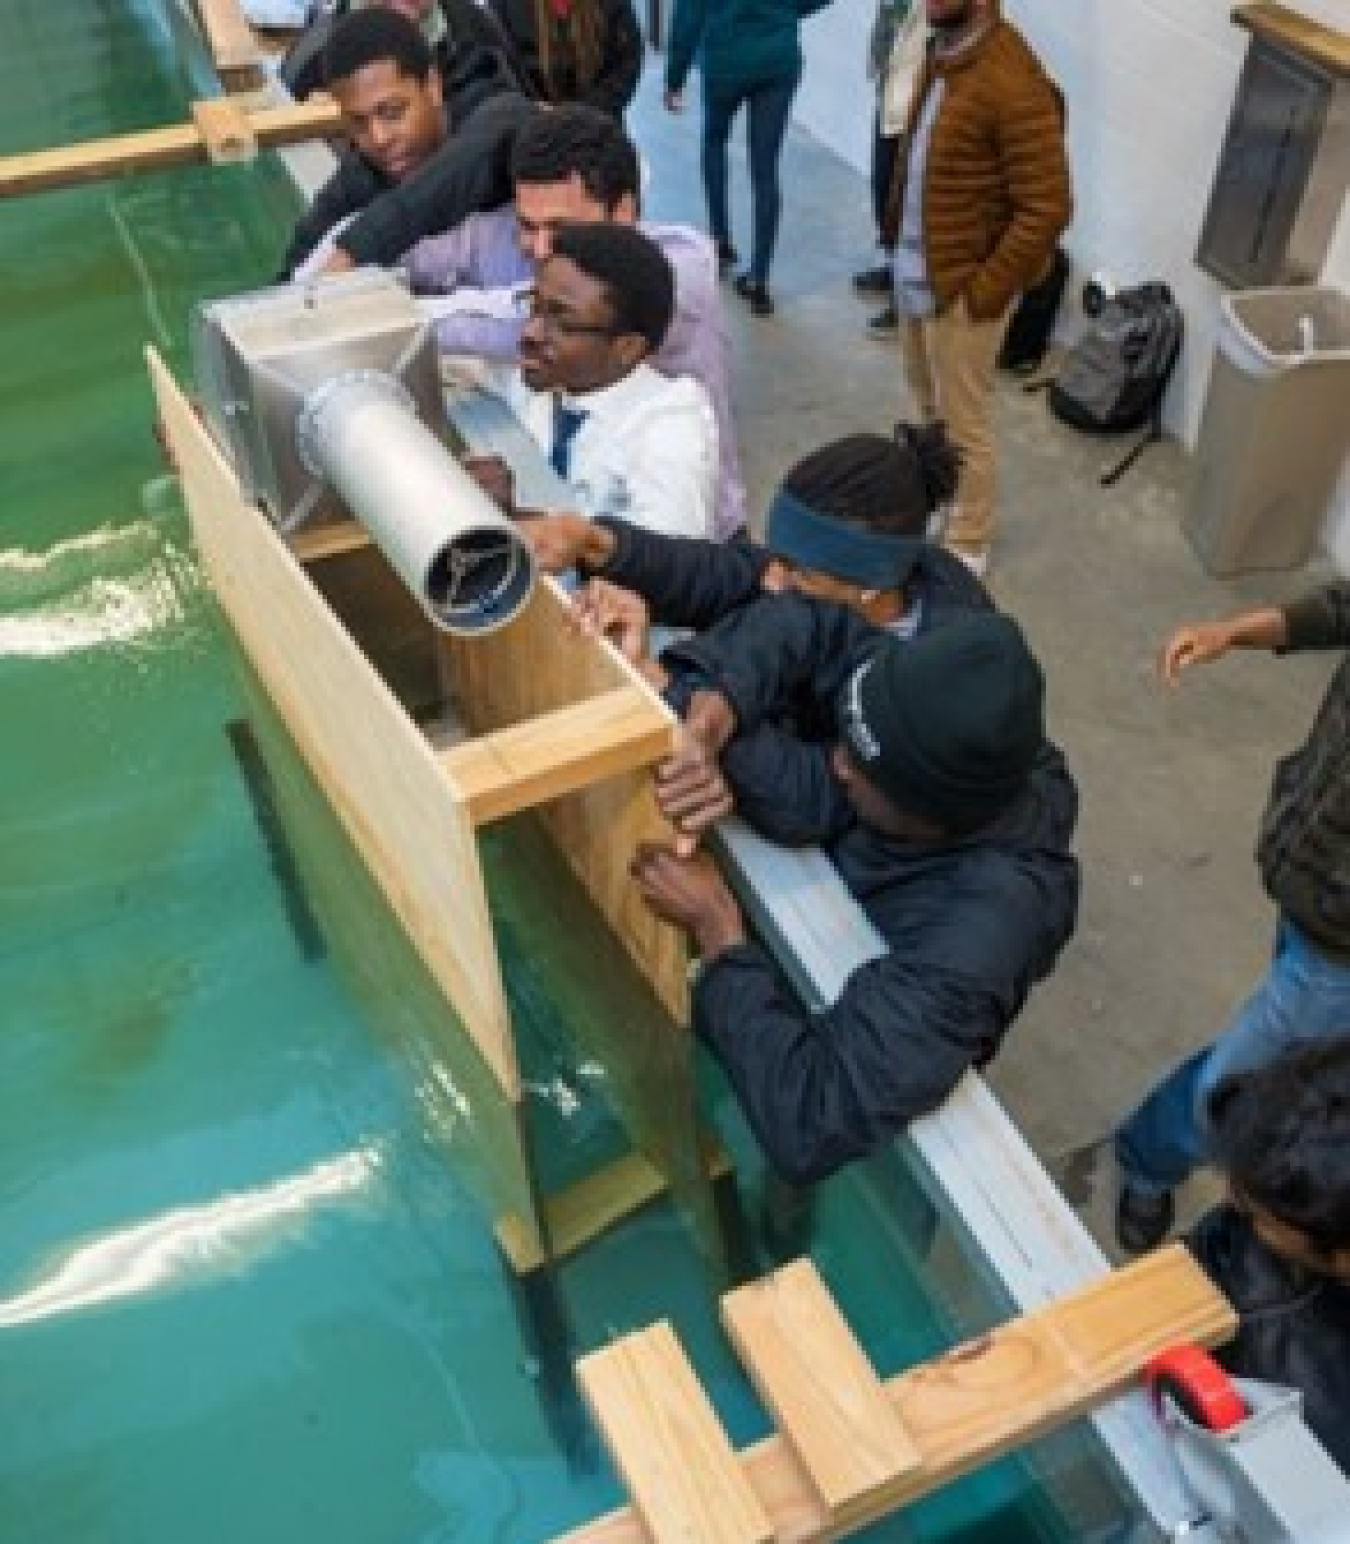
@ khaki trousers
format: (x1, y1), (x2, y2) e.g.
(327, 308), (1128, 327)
(898, 299), (1009, 556)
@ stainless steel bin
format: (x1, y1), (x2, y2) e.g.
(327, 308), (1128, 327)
(1184, 286), (1350, 575)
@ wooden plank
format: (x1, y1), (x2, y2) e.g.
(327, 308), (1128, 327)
(441, 578), (687, 1024)
(147, 348), (521, 1102)
(556, 1245), (1237, 1544)
(577, 1323), (775, 1544)
(720, 1259), (921, 1524)
(289, 518), (373, 565)
(0, 98), (341, 198)
(440, 686), (675, 827)
(1234, 3), (1350, 77)
(191, 0), (265, 76)
(191, 98), (257, 164)
(495, 1141), (733, 1272)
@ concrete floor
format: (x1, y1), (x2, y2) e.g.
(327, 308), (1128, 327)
(627, 63), (1340, 1253)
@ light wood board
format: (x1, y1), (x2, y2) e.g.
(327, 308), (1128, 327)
(1, 99), (340, 197)
(441, 577), (688, 1024)
(577, 1321), (775, 1544)
(440, 685), (674, 827)
(148, 348), (520, 1100)
(557, 1244), (1236, 1543)
(721, 1259), (922, 1524)
(190, 0), (265, 77)
(191, 98), (257, 163)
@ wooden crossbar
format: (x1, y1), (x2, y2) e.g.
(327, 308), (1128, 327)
(557, 1245), (1236, 1544)
(0, 99), (341, 198)
(721, 1259), (922, 1525)
(495, 1141), (733, 1274)
(190, 0), (264, 76)
(191, 99), (257, 164)
(578, 1322), (775, 1544)
(439, 686), (675, 826)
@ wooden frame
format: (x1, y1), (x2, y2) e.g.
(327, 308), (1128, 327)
(148, 349), (709, 1271)
(188, 0), (266, 88)
(0, 99), (340, 198)
(563, 1246), (1236, 1544)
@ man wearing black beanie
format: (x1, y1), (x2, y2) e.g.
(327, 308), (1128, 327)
(632, 595), (1079, 1185)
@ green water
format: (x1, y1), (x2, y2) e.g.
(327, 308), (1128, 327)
(0, 4), (1153, 1540)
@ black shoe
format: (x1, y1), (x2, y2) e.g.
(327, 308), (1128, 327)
(734, 274), (774, 316)
(1115, 1184), (1175, 1254)
(715, 240), (738, 278)
(866, 302), (899, 338)
(853, 262), (893, 295)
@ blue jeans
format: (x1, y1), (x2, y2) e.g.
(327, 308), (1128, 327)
(701, 70), (800, 284)
(1115, 915), (1350, 1196)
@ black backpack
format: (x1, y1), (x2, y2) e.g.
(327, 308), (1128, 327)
(1045, 281), (1183, 485)
(997, 246), (1069, 376)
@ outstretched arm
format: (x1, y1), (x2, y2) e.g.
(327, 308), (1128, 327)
(1159, 608), (1289, 683)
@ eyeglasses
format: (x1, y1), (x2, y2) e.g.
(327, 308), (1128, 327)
(515, 286), (622, 338)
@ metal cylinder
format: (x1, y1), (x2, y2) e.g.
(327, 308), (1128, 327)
(297, 371), (535, 635)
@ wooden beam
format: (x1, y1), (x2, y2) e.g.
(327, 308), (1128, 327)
(555, 1245), (1236, 1544)
(577, 1322), (775, 1544)
(190, 0), (265, 78)
(721, 1260), (921, 1525)
(288, 518), (373, 566)
(495, 1141), (733, 1273)
(442, 578), (687, 1025)
(440, 686), (675, 826)
(191, 98), (257, 164)
(0, 98), (341, 198)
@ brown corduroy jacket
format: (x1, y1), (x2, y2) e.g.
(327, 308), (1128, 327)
(884, 14), (1072, 321)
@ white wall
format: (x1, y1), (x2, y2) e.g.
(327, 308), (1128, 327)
(794, 0), (1350, 563)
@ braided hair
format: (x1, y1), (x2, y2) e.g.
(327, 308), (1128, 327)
(780, 422), (960, 536)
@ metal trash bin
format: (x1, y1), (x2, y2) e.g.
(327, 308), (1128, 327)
(1184, 286), (1350, 576)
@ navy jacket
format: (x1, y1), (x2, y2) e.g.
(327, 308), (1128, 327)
(1188, 1204), (1349, 1475)
(662, 593), (1080, 1183)
(591, 518), (993, 839)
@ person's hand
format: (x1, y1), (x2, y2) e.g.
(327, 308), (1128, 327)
(1158, 622), (1237, 684)
(462, 453), (516, 513)
(630, 843), (745, 959)
(663, 88), (684, 112)
(654, 723), (735, 854)
(320, 246), (356, 277)
(519, 513), (614, 572)
(571, 579), (650, 664)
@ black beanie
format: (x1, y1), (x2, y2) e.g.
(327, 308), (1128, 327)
(839, 614), (1045, 830)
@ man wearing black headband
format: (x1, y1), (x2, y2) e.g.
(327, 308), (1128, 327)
(631, 600), (1079, 1184)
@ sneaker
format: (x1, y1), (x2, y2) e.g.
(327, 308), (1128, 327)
(853, 263), (893, 296)
(1115, 1183), (1175, 1254)
(715, 240), (739, 279)
(866, 303), (899, 338)
(733, 274), (774, 317)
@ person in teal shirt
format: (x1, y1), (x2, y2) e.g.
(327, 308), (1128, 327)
(664, 0), (834, 315)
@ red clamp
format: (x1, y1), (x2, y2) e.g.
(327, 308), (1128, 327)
(1145, 1345), (1249, 1434)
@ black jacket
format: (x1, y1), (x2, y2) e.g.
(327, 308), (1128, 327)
(487, 0), (643, 116)
(281, 92), (538, 275)
(591, 515), (991, 634)
(1188, 1204), (1350, 1475)
(663, 594), (1080, 1183)
(592, 519), (994, 835)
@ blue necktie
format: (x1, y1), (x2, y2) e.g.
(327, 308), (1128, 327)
(550, 400), (587, 479)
